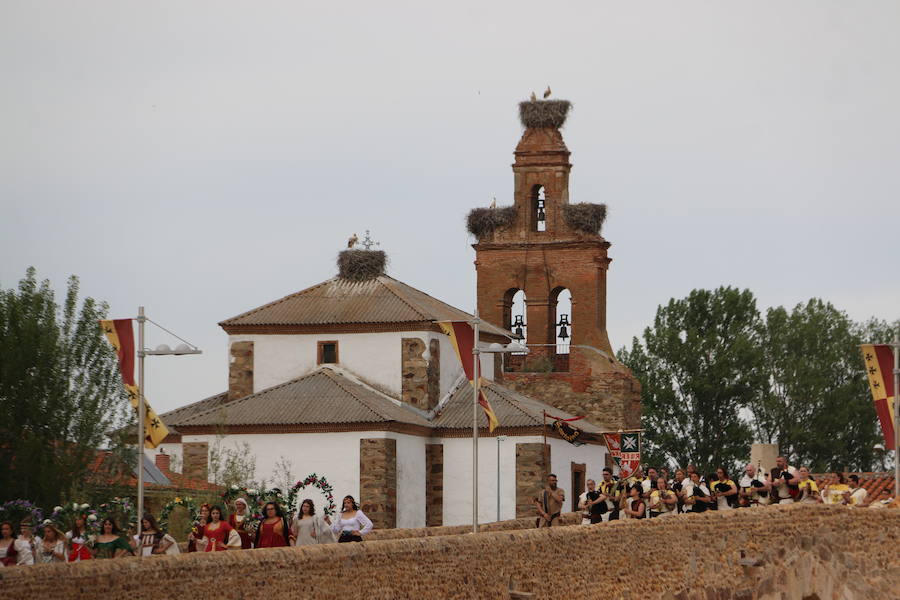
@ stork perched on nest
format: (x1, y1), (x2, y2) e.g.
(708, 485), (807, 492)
(347, 233), (359, 248)
(543, 86), (552, 98)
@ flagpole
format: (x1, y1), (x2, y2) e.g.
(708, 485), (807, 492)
(472, 311), (480, 534)
(136, 306), (145, 555)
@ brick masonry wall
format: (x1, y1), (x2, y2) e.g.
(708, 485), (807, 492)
(182, 442), (208, 482)
(228, 341), (253, 401)
(359, 438), (396, 529)
(401, 338), (436, 410)
(515, 442), (549, 519)
(425, 443), (443, 527)
(4, 506), (899, 599)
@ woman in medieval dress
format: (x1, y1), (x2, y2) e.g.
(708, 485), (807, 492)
(292, 499), (334, 546)
(227, 498), (254, 549)
(254, 502), (292, 548)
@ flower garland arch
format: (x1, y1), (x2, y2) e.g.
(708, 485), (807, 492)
(96, 497), (137, 530)
(0, 500), (44, 529)
(288, 474), (337, 516)
(48, 502), (99, 535)
(158, 497), (200, 535)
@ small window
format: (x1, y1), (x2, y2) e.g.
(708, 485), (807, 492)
(318, 341), (338, 364)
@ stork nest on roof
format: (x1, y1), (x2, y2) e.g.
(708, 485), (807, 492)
(563, 203), (607, 235)
(338, 249), (387, 281)
(466, 206), (517, 238)
(519, 99), (572, 129)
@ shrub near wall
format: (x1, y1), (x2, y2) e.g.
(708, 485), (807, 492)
(2, 505), (899, 600)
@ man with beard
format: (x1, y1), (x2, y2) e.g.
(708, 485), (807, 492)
(597, 467), (621, 522)
(738, 463), (771, 507)
(534, 473), (566, 527)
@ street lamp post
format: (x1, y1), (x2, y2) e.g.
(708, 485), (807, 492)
(496, 435), (507, 522)
(470, 310), (527, 534)
(135, 306), (201, 550)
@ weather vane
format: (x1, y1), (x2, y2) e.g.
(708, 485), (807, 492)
(361, 229), (380, 251)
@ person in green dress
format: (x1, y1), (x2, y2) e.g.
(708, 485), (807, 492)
(93, 518), (133, 559)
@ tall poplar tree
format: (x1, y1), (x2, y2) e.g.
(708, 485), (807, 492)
(619, 287), (766, 475)
(0, 268), (130, 507)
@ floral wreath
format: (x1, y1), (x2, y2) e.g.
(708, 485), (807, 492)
(288, 474), (337, 516)
(221, 485), (261, 512)
(0, 499), (43, 529)
(97, 497), (137, 531)
(158, 497), (200, 535)
(48, 502), (99, 535)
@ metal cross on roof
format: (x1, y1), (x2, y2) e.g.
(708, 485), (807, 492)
(361, 230), (380, 250)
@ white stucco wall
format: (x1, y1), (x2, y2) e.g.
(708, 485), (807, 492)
(158, 430), (428, 528)
(229, 330), (495, 400)
(440, 436), (608, 526)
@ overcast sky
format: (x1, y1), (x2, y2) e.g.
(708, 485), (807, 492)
(2, 1), (898, 415)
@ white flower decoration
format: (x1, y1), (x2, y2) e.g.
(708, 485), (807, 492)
(43, 519), (52, 525)
(247, 488), (257, 495)
(231, 484), (238, 490)
(80, 503), (90, 510)
(87, 514), (98, 522)
(73, 502), (79, 510)
(53, 506), (63, 513)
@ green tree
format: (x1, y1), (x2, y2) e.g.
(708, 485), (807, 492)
(0, 268), (131, 507)
(754, 300), (885, 472)
(619, 287), (766, 475)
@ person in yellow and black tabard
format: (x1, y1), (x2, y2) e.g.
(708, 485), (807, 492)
(821, 471), (850, 505)
(597, 467), (621, 522)
(796, 467), (822, 503)
(533, 473), (565, 527)
(682, 472), (713, 513)
(711, 468), (738, 510)
(844, 474), (868, 507)
(648, 477), (678, 518)
(738, 463), (771, 507)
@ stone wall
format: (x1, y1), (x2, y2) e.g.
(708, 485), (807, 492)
(182, 442), (208, 481)
(4, 506), (898, 599)
(359, 438), (396, 529)
(425, 443), (443, 527)
(401, 337), (440, 410)
(228, 340), (254, 401)
(515, 442), (549, 518)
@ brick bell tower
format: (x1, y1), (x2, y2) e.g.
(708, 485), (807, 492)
(470, 97), (641, 430)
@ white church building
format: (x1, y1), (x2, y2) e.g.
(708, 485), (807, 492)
(154, 254), (608, 529)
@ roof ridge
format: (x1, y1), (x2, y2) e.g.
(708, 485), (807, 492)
(320, 368), (389, 421)
(376, 275), (430, 321)
(218, 277), (337, 326)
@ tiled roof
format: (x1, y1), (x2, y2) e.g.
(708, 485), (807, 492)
(87, 452), (221, 493)
(218, 274), (509, 337)
(813, 472), (896, 504)
(158, 391), (228, 433)
(432, 381), (606, 431)
(174, 367), (431, 428)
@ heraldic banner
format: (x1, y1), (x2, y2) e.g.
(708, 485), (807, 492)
(438, 320), (500, 432)
(100, 319), (169, 448)
(602, 432), (641, 476)
(861, 344), (897, 449)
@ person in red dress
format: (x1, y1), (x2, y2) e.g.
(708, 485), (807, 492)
(253, 502), (292, 548)
(203, 506), (235, 552)
(226, 498), (253, 549)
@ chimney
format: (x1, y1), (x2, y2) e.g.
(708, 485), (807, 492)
(229, 341), (254, 400)
(155, 452), (170, 473)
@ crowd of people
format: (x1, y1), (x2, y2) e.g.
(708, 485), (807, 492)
(0, 494), (373, 566)
(536, 456), (876, 526)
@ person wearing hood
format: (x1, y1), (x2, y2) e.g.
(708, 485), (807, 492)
(227, 498), (254, 549)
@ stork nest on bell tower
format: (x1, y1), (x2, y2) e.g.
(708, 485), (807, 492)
(518, 99), (572, 129)
(466, 205), (517, 238)
(338, 249), (387, 281)
(563, 202), (607, 235)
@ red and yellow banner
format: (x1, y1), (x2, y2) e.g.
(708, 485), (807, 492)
(438, 321), (500, 432)
(101, 319), (169, 448)
(861, 344), (897, 449)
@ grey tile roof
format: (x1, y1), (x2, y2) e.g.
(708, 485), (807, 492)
(432, 381), (605, 432)
(159, 391), (228, 430)
(218, 274), (509, 337)
(175, 368), (431, 428)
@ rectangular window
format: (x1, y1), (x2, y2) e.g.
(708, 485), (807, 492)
(318, 341), (338, 364)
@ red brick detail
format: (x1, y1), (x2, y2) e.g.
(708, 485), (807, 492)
(473, 121), (642, 431)
(425, 444), (443, 527)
